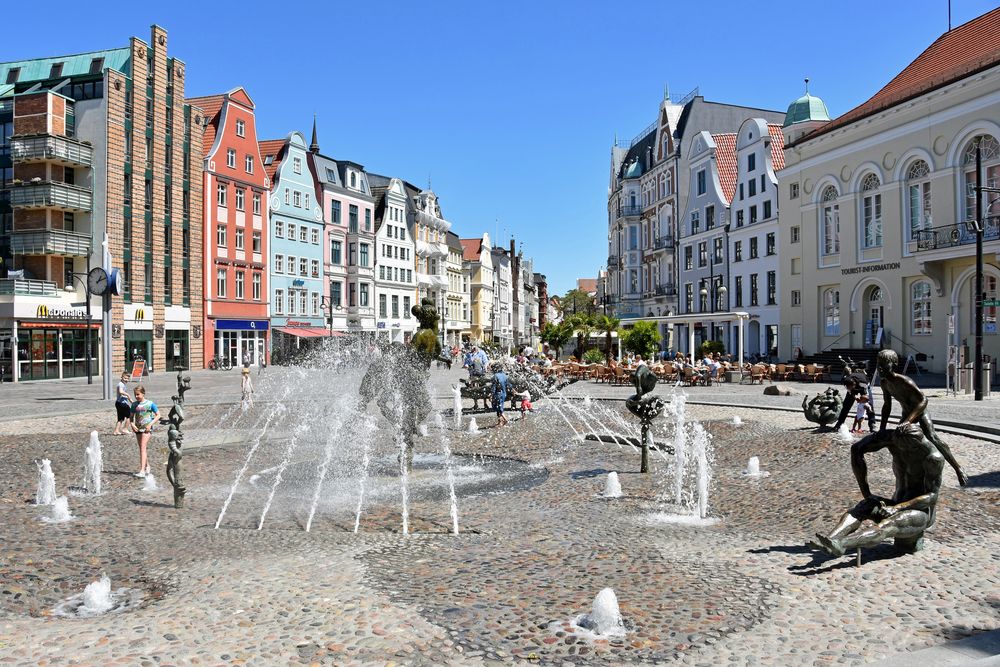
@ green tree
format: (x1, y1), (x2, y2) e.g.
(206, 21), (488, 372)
(541, 321), (575, 360)
(620, 321), (661, 359)
(699, 340), (725, 359)
(594, 314), (621, 363)
(561, 288), (597, 317)
(566, 313), (596, 361)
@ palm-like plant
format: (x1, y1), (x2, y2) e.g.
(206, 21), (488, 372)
(566, 314), (596, 362)
(594, 314), (621, 363)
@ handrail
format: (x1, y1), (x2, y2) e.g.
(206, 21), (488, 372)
(896, 338), (931, 363)
(821, 330), (854, 353)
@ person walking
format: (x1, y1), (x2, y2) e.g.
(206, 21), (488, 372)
(112, 372), (131, 436)
(491, 364), (512, 427)
(242, 349), (251, 370)
(130, 385), (160, 478)
(241, 367), (255, 411)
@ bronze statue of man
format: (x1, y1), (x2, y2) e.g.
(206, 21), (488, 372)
(812, 423), (944, 556)
(876, 349), (968, 486)
(625, 363), (664, 473)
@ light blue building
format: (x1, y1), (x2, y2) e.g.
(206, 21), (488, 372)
(260, 132), (326, 357)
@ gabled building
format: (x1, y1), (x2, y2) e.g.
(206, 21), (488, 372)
(491, 244), (513, 347)
(260, 131), (326, 356)
(445, 231), (470, 346)
(0, 26), (204, 380)
(407, 183), (450, 318)
(369, 173), (417, 343)
(461, 233), (494, 343)
(188, 87), (269, 368)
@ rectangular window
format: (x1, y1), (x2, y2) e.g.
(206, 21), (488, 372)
(379, 293), (387, 318)
(216, 269), (227, 298)
(696, 169), (706, 195)
(252, 231), (261, 254)
(275, 289), (284, 314)
(766, 232), (776, 256)
(310, 228), (319, 244)
(217, 183), (227, 207)
(349, 243), (357, 266)
(293, 191), (301, 207)
(299, 291), (307, 315)
(392, 295), (399, 318)
(253, 193), (261, 215)
(284, 188), (290, 205)
(698, 242), (707, 267)
(760, 175), (766, 192)
(275, 254), (283, 273)
(750, 274), (759, 306)
(349, 283), (357, 307)
(684, 245), (693, 270)
(684, 283), (693, 312)
(287, 289), (296, 315)
(299, 226), (307, 242)
(360, 244), (369, 267)
(690, 211), (700, 235)
(235, 271), (245, 299)
(791, 290), (801, 306)
(349, 205), (359, 233)
(227, 148), (236, 168)
(706, 205), (715, 229)
(749, 237), (758, 259)
(275, 220), (284, 238)
(749, 179), (757, 197)
(736, 210), (744, 227)
(288, 223), (296, 240)
(311, 259), (319, 278)
(235, 228), (245, 250)
(403, 296), (411, 318)
(245, 155), (254, 174)
(379, 265), (385, 280)
(235, 188), (245, 211)
(734, 240), (742, 262)
(293, 157), (302, 174)
(713, 237), (723, 264)
(790, 182), (799, 199)
(287, 256), (295, 275)
(331, 201), (341, 224)
(252, 273), (261, 300)
(791, 225), (800, 244)
(311, 292), (319, 316)
(748, 153), (756, 172)
(331, 281), (342, 307)
(216, 224), (226, 247)
(305, 193), (310, 210)
(299, 258), (308, 276)
(862, 192), (883, 248)
(365, 209), (372, 231)
(734, 276), (743, 307)
(766, 271), (776, 305)
(739, 183), (744, 201)
(763, 200), (772, 220)
(235, 119), (245, 137)
(331, 240), (342, 264)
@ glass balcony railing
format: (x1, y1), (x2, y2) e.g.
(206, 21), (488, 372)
(11, 229), (92, 256)
(9, 182), (93, 212)
(11, 134), (94, 167)
(0, 278), (59, 296)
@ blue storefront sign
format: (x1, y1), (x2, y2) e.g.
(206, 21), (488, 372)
(216, 320), (270, 331)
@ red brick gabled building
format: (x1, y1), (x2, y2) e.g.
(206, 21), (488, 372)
(187, 87), (270, 368)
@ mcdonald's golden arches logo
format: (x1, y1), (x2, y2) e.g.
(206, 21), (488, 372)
(36, 304), (48, 318)
(135, 308), (145, 321)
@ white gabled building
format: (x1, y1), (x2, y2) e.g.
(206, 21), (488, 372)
(445, 231), (470, 346)
(370, 174), (417, 343)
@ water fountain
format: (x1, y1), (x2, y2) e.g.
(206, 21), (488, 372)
(603, 471), (623, 498)
(671, 393), (687, 506)
(82, 574), (113, 614)
(52, 573), (144, 618)
(467, 417), (479, 434)
(42, 496), (74, 523)
(35, 459), (56, 506)
(741, 456), (769, 478)
(691, 423), (712, 520)
(836, 424), (856, 443)
(576, 587), (627, 637)
(732, 415), (743, 426)
(452, 384), (463, 430)
(142, 473), (159, 491)
(83, 431), (102, 495)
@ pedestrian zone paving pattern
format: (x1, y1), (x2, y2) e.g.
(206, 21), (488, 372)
(0, 388), (998, 665)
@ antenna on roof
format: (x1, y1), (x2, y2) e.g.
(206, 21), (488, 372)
(664, 82), (670, 101)
(804, 77), (810, 95)
(427, 173), (432, 190)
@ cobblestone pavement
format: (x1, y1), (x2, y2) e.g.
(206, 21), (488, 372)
(0, 366), (998, 665)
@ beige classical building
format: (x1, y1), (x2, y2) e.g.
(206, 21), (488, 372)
(460, 233), (494, 343)
(778, 8), (1000, 375)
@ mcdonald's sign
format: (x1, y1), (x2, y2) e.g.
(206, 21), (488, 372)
(135, 308), (146, 321)
(36, 304), (87, 319)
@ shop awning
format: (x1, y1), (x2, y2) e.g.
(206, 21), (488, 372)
(274, 327), (345, 338)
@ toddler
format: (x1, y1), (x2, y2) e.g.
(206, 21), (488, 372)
(852, 394), (873, 433)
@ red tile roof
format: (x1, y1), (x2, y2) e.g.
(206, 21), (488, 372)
(577, 278), (597, 293)
(460, 238), (482, 262)
(767, 124), (786, 171)
(712, 133), (738, 204)
(257, 139), (286, 182)
(799, 7), (1000, 144)
(186, 94), (225, 157)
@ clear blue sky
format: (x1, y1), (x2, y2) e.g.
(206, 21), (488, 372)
(4, 0), (997, 296)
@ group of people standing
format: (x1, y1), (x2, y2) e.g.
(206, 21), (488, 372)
(112, 372), (160, 478)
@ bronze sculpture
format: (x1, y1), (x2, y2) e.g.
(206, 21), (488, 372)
(625, 364), (665, 473)
(166, 367), (190, 509)
(802, 387), (843, 427)
(811, 349), (967, 557)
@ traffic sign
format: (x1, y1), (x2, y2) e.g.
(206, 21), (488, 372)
(983, 299), (1000, 307)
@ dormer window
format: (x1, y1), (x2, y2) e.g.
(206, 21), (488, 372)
(49, 62), (64, 79)
(6, 68), (20, 84)
(264, 155), (274, 166)
(350, 172), (357, 188)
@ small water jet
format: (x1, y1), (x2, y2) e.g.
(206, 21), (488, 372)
(418, 424), (429, 437)
(52, 574), (144, 618)
(83, 431), (102, 495)
(42, 496), (74, 523)
(452, 384), (463, 430)
(603, 471), (623, 498)
(467, 418), (479, 434)
(836, 424), (856, 443)
(35, 459), (56, 506)
(741, 456), (770, 478)
(576, 587), (627, 637)
(732, 416), (743, 426)
(142, 473), (159, 491)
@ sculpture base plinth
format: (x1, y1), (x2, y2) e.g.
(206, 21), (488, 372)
(173, 487), (186, 509)
(894, 536), (924, 553)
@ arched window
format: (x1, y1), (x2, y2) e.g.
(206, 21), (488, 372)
(824, 288), (840, 336)
(906, 160), (932, 240)
(911, 281), (932, 335)
(962, 135), (1000, 222)
(860, 173), (882, 248)
(820, 186), (840, 255)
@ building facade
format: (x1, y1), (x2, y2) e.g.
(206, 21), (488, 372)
(370, 174), (417, 343)
(461, 233), (494, 343)
(491, 245), (513, 347)
(778, 9), (1000, 375)
(190, 87), (269, 368)
(409, 185), (450, 322)
(262, 132), (325, 355)
(0, 26), (203, 381)
(445, 231), (470, 346)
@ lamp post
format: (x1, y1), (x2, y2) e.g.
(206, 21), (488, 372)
(973, 138), (1000, 401)
(320, 296), (342, 338)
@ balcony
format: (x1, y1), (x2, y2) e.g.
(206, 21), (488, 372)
(913, 219), (999, 252)
(11, 134), (94, 167)
(10, 182), (93, 212)
(607, 254), (619, 268)
(652, 235), (675, 250)
(11, 229), (92, 256)
(655, 283), (677, 297)
(617, 205), (643, 219)
(0, 278), (59, 297)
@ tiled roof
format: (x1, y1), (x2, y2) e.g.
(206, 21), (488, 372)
(767, 124), (786, 170)
(0, 47), (131, 85)
(712, 133), (738, 204)
(577, 278), (597, 293)
(460, 238), (482, 262)
(257, 139), (285, 182)
(186, 94), (225, 157)
(799, 7), (1000, 144)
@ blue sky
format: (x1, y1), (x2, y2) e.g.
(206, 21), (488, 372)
(4, 0), (998, 295)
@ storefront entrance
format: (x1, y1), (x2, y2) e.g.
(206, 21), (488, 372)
(16, 325), (99, 380)
(165, 329), (190, 371)
(124, 330), (153, 374)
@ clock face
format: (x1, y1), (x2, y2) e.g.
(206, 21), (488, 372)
(109, 268), (124, 296)
(87, 267), (109, 295)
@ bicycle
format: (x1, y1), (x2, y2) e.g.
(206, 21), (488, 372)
(208, 354), (232, 371)
(838, 355), (868, 382)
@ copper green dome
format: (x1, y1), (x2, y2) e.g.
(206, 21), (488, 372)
(623, 159), (642, 179)
(783, 92), (830, 127)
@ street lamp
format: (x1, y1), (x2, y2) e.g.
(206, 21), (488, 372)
(320, 296), (342, 338)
